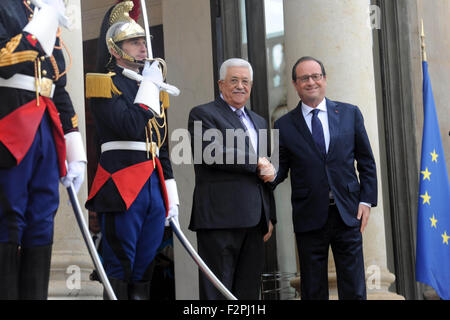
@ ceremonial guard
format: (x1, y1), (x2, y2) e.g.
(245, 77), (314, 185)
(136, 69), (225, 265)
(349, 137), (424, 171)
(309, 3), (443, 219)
(85, 1), (180, 300)
(0, 0), (86, 299)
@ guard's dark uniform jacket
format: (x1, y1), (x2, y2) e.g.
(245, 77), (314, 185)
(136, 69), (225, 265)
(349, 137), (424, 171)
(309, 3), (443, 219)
(0, 0), (79, 175)
(85, 65), (172, 214)
(0, 1), (82, 300)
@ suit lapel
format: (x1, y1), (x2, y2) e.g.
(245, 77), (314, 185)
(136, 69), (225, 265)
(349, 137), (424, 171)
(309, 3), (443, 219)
(246, 108), (263, 131)
(326, 99), (340, 157)
(214, 97), (252, 152)
(214, 97), (246, 130)
(246, 109), (263, 154)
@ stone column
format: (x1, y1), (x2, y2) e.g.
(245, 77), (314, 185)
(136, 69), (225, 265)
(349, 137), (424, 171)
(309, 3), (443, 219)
(162, 0), (215, 300)
(48, 0), (102, 299)
(283, 0), (403, 300)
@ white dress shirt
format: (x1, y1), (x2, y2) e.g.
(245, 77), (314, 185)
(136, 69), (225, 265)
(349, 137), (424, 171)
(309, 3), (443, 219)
(301, 98), (330, 153)
(221, 95), (258, 152)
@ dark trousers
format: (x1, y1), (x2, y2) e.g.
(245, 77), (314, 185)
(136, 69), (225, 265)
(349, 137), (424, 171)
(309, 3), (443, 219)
(197, 224), (265, 300)
(99, 172), (166, 283)
(0, 114), (58, 299)
(0, 113), (59, 247)
(295, 205), (366, 300)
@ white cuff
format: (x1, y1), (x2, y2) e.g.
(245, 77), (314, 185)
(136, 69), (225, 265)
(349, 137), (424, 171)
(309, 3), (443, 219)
(134, 81), (161, 115)
(23, 6), (59, 56)
(165, 179), (179, 206)
(360, 202), (372, 208)
(65, 131), (87, 164)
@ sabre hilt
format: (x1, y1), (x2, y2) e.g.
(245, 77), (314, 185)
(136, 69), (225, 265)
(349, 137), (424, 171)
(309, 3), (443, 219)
(123, 66), (180, 96)
(144, 57), (167, 80)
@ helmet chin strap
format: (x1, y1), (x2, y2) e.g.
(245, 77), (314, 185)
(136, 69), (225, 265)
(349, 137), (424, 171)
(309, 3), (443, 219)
(121, 59), (145, 72)
(109, 45), (145, 71)
(112, 47), (167, 79)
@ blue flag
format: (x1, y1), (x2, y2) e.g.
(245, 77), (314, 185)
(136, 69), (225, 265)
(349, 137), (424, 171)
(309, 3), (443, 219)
(415, 61), (450, 300)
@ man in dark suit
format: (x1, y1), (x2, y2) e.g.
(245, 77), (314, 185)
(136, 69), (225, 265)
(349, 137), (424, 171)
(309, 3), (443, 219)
(188, 58), (276, 300)
(273, 56), (377, 300)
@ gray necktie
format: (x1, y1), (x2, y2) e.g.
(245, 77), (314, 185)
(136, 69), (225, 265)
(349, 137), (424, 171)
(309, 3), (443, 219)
(235, 108), (247, 131)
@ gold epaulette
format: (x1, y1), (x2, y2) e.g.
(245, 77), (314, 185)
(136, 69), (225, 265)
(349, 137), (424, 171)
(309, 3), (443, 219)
(160, 91), (170, 110)
(85, 72), (122, 98)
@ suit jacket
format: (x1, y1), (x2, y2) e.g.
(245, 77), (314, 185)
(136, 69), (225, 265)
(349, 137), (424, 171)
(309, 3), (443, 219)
(273, 99), (377, 233)
(188, 97), (276, 233)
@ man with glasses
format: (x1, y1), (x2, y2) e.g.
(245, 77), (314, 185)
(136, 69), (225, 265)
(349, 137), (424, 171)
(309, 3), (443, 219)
(272, 56), (377, 299)
(188, 58), (276, 299)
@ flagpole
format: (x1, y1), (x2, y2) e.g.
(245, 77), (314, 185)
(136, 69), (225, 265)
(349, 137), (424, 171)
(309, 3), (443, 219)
(416, 18), (450, 300)
(420, 19), (427, 62)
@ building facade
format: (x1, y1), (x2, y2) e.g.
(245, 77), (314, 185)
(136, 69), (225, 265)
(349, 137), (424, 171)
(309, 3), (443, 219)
(50, 0), (449, 300)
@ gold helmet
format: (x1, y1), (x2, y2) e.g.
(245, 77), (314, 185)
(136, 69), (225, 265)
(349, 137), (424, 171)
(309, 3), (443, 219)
(106, 1), (146, 64)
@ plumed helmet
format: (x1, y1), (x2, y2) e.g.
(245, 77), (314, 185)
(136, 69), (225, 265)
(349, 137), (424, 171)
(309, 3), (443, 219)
(96, 1), (145, 72)
(106, 1), (145, 63)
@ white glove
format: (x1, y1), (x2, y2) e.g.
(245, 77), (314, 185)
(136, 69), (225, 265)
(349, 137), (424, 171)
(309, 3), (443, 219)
(165, 204), (179, 227)
(61, 160), (85, 193)
(164, 179), (180, 227)
(141, 61), (180, 96)
(143, 60), (163, 84)
(24, 0), (69, 56)
(122, 68), (180, 96)
(62, 131), (87, 193)
(134, 61), (162, 115)
(31, 0), (70, 29)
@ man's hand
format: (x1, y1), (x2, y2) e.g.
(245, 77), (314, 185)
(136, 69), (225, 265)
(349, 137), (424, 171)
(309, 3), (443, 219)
(166, 204), (179, 227)
(263, 220), (274, 242)
(61, 161), (86, 193)
(24, 0), (68, 56)
(31, 0), (70, 29)
(257, 157), (275, 183)
(142, 60), (164, 85)
(357, 204), (371, 233)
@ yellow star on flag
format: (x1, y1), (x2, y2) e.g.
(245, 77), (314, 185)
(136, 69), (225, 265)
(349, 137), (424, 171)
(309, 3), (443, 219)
(442, 231), (450, 245)
(430, 149), (438, 163)
(420, 191), (431, 205)
(421, 167), (431, 181)
(429, 215), (438, 228)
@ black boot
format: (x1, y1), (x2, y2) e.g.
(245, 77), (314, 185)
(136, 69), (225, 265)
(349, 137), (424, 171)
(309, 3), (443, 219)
(104, 278), (128, 300)
(128, 281), (151, 300)
(18, 244), (52, 300)
(0, 243), (20, 299)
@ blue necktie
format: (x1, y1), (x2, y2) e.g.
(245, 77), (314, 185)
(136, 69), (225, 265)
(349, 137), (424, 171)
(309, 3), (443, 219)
(311, 109), (326, 156)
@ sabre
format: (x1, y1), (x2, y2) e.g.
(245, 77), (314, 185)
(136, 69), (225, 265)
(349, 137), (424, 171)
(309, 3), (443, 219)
(66, 182), (117, 300)
(139, 0), (153, 59)
(138, 0), (162, 115)
(169, 218), (238, 300)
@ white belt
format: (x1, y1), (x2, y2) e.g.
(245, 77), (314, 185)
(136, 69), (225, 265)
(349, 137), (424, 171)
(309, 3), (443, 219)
(0, 74), (55, 98)
(101, 141), (160, 157)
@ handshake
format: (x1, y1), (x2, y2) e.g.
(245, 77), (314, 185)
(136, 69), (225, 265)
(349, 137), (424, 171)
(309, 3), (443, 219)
(257, 157), (276, 183)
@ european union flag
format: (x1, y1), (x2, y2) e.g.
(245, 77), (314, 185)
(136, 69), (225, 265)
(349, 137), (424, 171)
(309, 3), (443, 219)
(415, 61), (450, 300)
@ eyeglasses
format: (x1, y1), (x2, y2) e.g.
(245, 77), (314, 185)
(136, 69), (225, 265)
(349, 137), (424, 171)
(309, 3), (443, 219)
(227, 77), (251, 87)
(296, 73), (323, 83)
